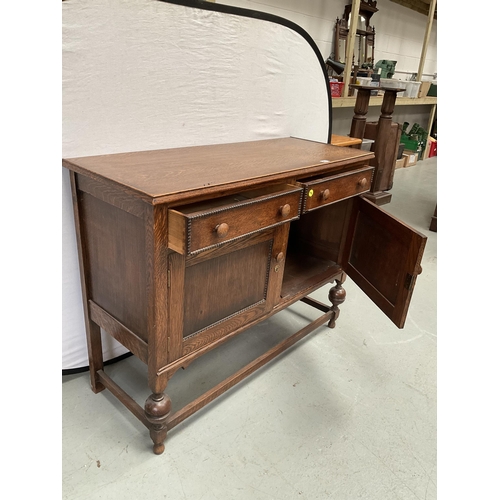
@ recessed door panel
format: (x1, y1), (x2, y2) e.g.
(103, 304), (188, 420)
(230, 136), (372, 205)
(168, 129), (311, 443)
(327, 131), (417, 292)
(183, 239), (272, 338)
(341, 197), (427, 328)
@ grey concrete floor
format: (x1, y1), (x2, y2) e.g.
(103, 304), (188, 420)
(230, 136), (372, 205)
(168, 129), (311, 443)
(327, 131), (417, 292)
(62, 157), (437, 500)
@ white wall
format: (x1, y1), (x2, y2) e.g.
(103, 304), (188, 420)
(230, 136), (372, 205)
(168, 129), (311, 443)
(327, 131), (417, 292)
(221, 0), (437, 77)
(374, 0), (437, 78)
(62, 0), (331, 369)
(221, 0), (437, 135)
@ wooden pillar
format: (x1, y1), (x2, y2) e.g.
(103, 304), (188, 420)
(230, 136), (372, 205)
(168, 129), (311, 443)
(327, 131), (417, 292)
(334, 19), (340, 62)
(342, 0), (361, 98)
(417, 0), (437, 82)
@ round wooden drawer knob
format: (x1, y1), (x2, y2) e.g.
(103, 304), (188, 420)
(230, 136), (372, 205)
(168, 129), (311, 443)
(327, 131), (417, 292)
(280, 204), (291, 217)
(275, 251), (284, 263)
(321, 189), (330, 201)
(358, 178), (367, 188)
(215, 223), (229, 238)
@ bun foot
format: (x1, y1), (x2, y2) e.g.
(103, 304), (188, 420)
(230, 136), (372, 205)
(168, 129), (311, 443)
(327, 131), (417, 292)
(153, 443), (165, 455)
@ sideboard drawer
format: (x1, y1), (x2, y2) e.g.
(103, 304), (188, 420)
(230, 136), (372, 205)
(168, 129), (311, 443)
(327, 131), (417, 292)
(298, 166), (374, 213)
(168, 184), (302, 255)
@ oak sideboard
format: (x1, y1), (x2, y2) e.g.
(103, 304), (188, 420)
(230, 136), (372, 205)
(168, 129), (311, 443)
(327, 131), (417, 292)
(64, 137), (426, 454)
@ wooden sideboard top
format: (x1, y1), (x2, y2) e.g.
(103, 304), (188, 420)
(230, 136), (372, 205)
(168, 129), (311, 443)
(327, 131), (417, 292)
(63, 137), (373, 203)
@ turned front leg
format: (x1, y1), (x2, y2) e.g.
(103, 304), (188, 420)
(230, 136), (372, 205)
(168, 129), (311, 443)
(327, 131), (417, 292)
(328, 278), (346, 328)
(144, 392), (171, 455)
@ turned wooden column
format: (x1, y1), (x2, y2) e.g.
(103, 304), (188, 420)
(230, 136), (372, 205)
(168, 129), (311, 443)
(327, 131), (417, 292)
(145, 392), (171, 455)
(372, 88), (399, 191)
(328, 274), (347, 328)
(361, 87), (401, 206)
(349, 86), (372, 148)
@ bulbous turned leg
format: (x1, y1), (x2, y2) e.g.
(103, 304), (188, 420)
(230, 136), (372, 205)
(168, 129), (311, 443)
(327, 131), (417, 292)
(328, 279), (346, 328)
(144, 392), (171, 455)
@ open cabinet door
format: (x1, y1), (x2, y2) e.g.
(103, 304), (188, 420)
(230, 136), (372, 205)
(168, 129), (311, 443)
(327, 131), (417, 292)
(341, 197), (427, 328)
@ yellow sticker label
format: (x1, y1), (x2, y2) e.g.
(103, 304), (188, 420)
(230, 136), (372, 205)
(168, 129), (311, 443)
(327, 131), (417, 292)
(308, 189), (314, 197)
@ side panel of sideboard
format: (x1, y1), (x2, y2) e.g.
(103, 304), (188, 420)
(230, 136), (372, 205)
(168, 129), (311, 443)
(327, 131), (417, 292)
(78, 190), (149, 342)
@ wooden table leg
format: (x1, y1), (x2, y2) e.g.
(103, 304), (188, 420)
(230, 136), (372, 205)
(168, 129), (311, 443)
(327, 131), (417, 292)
(145, 392), (172, 455)
(69, 171), (105, 393)
(328, 274), (347, 328)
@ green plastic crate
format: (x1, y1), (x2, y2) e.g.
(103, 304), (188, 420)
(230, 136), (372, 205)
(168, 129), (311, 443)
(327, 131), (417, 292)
(400, 136), (419, 151)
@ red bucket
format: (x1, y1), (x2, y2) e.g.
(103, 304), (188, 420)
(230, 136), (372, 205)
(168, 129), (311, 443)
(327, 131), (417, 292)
(330, 81), (344, 98)
(429, 140), (437, 157)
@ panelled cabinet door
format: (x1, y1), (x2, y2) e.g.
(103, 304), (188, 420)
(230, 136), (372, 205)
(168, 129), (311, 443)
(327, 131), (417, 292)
(341, 197), (427, 328)
(167, 225), (289, 362)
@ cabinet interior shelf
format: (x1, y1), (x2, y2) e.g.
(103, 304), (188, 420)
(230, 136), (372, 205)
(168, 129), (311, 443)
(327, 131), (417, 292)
(281, 250), (341, 301)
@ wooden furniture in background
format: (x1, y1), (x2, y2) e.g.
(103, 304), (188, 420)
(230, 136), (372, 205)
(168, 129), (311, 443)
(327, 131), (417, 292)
(334, 0), (378, 95)
(64, 137), (426, 454)
(330, 134), (362, 147)
(332, 94), (437, 167)
(349, 85), (402, 205)
(336, 0), (436, 98)
(429, 204), (437, 232)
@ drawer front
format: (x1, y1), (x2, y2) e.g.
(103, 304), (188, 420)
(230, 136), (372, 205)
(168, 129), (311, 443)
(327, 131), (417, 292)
(299, 166), (374, 213)
(169, 185), (302, 255)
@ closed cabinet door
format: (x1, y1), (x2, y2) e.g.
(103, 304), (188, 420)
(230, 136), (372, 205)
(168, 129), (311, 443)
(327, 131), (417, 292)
(167, 224), (290, 362)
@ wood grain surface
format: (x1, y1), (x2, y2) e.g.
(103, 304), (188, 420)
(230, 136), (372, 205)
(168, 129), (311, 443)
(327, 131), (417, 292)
(63, 138), (373, 202)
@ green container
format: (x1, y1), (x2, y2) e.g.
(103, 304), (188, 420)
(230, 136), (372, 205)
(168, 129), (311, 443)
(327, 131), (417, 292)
(427, 83), (437, 97)
(374, 60), (397, 79)
(400, 136), (419, 151)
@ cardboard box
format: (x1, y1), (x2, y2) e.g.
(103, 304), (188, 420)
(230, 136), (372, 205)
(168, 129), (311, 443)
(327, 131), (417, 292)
(395, 157), (407, 169)
(418, 81), (431, 98)
(403, 150), (418, 166)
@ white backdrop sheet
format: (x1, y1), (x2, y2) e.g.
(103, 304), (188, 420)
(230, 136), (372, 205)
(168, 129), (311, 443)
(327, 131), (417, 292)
(62, 0), (330, 369)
